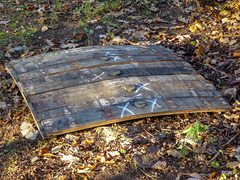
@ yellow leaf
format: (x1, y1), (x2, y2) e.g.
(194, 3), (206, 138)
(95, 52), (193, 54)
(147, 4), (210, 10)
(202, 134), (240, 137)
(205, 58), (212, 64)
(195, 46), (204, 58)
(233, 52), (240, 58)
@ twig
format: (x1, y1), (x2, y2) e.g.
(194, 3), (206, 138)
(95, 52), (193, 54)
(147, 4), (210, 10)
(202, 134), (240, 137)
(123, 39), (149, 49)
(141, 124), (154, 137)
(138, 166), (157, 180)
(208, 131), (240, 164)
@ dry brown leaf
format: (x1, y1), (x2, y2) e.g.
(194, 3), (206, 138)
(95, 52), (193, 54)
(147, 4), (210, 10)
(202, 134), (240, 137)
(73, 32), (86, 39)
(195, 46), (204, 58)
(43, 153), (55, 157)
(15, 0), (20, 5)
(39, 147), (49, 155)
(205, 58), (212, 64)
(208, 171), (218, 180)
(151, 161), (167, 170)
(167, 149), (182, 158)
(226, 161), (240, 169)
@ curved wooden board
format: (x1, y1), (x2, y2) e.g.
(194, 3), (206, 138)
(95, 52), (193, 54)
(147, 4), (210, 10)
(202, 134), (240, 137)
(5, 45), (231, 138)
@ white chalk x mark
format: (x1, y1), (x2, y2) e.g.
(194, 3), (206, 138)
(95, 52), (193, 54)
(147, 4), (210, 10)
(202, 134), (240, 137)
(147, 99), (162, 112)
(113, 56), (120, 61)
(117, 102), (135, 118)
(92, 72), (105, 81)
(121, 94), (142, 102)
(135, 83), (153, 93)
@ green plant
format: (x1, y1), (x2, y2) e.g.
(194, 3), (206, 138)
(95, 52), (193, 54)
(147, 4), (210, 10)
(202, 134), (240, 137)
(103, 15), (110, 25)
(55, 0), (62, 10)
(181, 121), (209, 138)
(120, 149), (126, 155)
(179, 145), (188, 157)
(211, 161), (219, 168)
(83, 27), (94, 39)
(78, 19), (88, 27)
(8, 167), (14, 171)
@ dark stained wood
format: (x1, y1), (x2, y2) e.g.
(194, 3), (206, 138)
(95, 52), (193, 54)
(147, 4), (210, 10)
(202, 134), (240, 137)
(6, 45), (231, 137)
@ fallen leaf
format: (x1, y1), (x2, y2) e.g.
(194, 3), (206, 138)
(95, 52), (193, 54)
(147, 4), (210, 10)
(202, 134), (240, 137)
(45, 39), (54, 47)
(194, 46), (204, 58)
(208, 171), (218, 180)
(222, 87), (237, 98)
(178, 15), (188, 23)
(73, 32), (86, 39)
(186, 172), (202, 180)
(39, 147), (49, 155)
(37, 17), (47, 23)
(189, 21), (203, 32)
(167, 149), (183, 158)
(0, 102), (7, 108)
(151, 161), (167, 170)
(42, 26), (48, 32)
(43, 153), (56, 158)
(233, 52), (240, 58)
(0, 20), (11, 25)
(112, 36), (125, 45)
(51, 145), (62, 153)
(205, 58), (212, 64)
(60, 153), (79, 162)
(226, 161), (240, 169)
(229, 40), (237, 46)
(15, 0), (20, 5)
(60, 43), (77, 49)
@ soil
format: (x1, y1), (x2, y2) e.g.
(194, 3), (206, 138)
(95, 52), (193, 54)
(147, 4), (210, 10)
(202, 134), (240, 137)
(0, 0), (240, 179)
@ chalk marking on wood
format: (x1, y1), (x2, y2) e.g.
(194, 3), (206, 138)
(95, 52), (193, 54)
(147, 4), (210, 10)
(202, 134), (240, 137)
(121, 94), (142, 102)
(135, 83), (153, 93)
(105, 52), (115, 56)
(113, 56), (120, 61)
(147, 99), (161, 112)
(117, 102), (135, 118)
(108, 79), (133, 85)
(92, 72), (105, 81)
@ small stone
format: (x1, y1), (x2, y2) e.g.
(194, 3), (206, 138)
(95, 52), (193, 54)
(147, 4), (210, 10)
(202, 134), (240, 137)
(134, 100), (146, 108)
(110, 70), (121, 76)
(123, 84), (135, 92)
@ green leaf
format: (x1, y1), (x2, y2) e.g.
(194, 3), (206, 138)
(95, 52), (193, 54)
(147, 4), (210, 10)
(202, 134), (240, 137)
(211, 161), (220, 168)
(181, 125), (194, 134)
(189, 42), (196, 45)
(89, 29), (94, 35)
(8, 167), (14, 171)
(188, 129), (196, 138)
(120, 149), (126, 154)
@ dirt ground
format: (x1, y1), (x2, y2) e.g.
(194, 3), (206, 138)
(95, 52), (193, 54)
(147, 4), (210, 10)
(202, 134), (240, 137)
(0, 0), (240, 179)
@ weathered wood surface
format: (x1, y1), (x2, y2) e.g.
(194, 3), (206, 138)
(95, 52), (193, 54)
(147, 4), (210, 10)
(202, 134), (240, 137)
(6, 45), (231, 137)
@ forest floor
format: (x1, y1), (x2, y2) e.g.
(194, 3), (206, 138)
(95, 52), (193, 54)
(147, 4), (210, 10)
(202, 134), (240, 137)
(0, 0), (240, 179)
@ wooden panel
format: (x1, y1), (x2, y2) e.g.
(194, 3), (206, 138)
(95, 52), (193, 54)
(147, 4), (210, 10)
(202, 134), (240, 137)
(5, 45), (231, 137)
